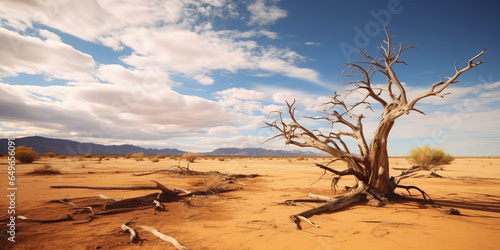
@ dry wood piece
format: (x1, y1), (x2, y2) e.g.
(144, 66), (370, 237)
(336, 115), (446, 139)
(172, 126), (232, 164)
(139, 226), (188, 250)
(96, 194), (122, 201)
(50, 185), (158, 190)
(153, 200), (164, 211)
(132, 170), (163, 176)
(17, 214), (73, 223)
(121, 222), (142, 244)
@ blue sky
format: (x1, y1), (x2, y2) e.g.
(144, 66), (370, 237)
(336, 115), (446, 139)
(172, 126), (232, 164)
(0, 0), (499, 156)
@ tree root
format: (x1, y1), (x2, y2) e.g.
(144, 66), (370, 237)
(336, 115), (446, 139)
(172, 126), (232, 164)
(287, 189), (366, 230)
(395, 184), (432, 200)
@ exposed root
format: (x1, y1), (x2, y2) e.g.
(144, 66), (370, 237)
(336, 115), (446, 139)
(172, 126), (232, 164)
(395, 184), (432, 200)
(288, 189), (366, 230)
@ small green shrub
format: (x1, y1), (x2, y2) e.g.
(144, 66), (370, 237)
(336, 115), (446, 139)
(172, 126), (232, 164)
(15, 146), (40, 163)
(407, 145), (455, 170)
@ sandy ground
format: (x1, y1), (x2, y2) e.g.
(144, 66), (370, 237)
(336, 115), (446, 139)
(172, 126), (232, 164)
(1, 156), (500, 250)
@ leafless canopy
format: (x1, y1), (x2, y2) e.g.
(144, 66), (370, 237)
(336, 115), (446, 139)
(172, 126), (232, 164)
(266, 29), (486, 229)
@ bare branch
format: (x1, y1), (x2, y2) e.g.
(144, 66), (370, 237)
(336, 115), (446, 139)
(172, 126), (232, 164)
(409, 46), (487, 109)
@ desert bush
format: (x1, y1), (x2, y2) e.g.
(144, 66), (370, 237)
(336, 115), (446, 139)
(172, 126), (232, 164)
(152, 158), (159, 163)
(57, 154), (67, 159)
(28, 164), (61, 175)
(83, 153), (93, 158)
(155, 154), (166, 159)
(15, 146), (40, 163)
(407, 145), (455, 170)
(131, 152), (144, 161)
(45, 152), (57, 158)
(182, 152), (198, 163)
(218, 157), (225, 161)
(124, 154), (131, 159)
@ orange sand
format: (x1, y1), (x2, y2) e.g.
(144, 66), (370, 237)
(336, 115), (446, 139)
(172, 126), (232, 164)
(1, 156), (499, 249)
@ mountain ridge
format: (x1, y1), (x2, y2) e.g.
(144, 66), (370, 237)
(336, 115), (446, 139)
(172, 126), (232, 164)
(0, 136), (321, 157)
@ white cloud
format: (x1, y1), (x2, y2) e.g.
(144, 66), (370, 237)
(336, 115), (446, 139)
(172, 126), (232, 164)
(305, 42), (320, 46)
(0, 27), (95, 82)
(248, 0), (287, 26)
(214, 87), (266, 100)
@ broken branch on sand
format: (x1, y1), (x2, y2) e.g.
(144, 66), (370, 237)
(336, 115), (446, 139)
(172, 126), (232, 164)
(139, 225), (188, 250)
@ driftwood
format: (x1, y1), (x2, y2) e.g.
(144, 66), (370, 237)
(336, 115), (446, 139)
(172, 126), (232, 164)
(139, 225), (188, 250)
(50, 185), (158, 190)
(132, 170), (164, 176)
(17, 215), (73, 223)
(121, 222), (142, 244)
(43, 178), (248, 224)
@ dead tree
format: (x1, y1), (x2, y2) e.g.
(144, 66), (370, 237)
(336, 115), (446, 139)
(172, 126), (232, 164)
(266, 29), (486, 229)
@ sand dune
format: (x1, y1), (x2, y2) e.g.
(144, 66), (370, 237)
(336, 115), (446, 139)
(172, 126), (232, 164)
(1, 156), (499, 249)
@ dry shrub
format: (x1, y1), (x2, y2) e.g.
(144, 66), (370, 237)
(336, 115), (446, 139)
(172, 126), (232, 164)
(218, 157), (225, 161)
(45, 152), (56, 158)
(152, 158), (159, 163)
(155, 154), (166, 159)
(15, 146), (40, 163)
(124, 154), (131, 159)
(407, 145), (454, 170)
(57, 154), (67, 159)
(83, 153), (93, 158)
(131, 152), (144, 161)
(182, 152), (198, 163)
(204, 174), (225, 189)
(28, 164), (61, 175)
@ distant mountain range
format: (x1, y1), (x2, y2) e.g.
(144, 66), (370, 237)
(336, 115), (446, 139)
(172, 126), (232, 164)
(0, 136), (321, 157)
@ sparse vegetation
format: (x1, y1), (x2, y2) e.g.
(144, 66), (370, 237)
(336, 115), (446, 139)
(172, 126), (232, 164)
(155, 154), (166, 159)
(57, 154), (67, 159)
(15, 146), (40, 163)
(83, 153), (93, 158)
(28, 164), (61, 175)
(407, 145), (455, 170)
(152, 158), (159, 163)
(182, 152), (198, 163)
(45, 152), (57, 158)
(131, 152), (144, 161)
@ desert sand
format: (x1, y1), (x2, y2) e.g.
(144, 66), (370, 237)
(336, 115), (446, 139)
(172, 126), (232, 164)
(1, 156), (500, 249)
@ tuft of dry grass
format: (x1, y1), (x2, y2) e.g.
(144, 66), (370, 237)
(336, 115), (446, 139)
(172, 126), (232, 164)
(204, 173), (226, 189)
(152, 158), (159, 163)
(131, 152), (144, 161)
(407, 145), (455, 170)
(45, 152), (56, 158)
(182, 152), (199, 163)
(28, 164), (61, 175)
